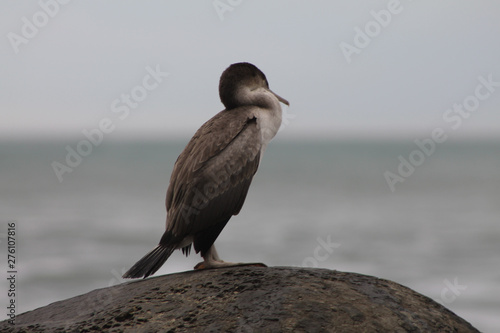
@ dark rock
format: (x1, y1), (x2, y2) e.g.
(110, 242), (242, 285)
(0, 267), (479, 332)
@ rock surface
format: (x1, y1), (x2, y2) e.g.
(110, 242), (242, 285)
(0, 267), (479, 332)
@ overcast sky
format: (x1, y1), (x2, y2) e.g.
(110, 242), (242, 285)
(2, 1), (500, 140)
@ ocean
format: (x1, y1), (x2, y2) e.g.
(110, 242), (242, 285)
(1, 138), (499, 332)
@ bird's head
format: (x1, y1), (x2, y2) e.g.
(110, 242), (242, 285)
(219, 62), (289, 110)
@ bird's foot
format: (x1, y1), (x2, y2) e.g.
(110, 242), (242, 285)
(194, 261), (267, 270)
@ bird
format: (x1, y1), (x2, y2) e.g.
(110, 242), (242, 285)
(122, 62), (289, 279)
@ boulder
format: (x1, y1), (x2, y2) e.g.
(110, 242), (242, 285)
(0, 267), (479, 332)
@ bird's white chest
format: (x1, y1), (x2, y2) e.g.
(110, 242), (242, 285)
(255, 105), (282, 153)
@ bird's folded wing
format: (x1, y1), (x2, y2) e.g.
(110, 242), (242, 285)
(166, 108), (262, 237)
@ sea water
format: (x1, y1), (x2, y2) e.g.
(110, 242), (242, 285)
(0, 138), (499, 331)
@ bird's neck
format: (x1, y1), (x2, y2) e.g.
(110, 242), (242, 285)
(238, 87), (283, 154)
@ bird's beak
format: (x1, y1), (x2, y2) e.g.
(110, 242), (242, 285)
(270, 90), (290, 106)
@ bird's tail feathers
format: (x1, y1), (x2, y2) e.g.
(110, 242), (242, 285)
(122, 244), (175, 279)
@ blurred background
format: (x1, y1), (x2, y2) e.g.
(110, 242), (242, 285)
(1, 1), (499, 331)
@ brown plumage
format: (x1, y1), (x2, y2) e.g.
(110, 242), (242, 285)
(123, 62), (289, 278)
